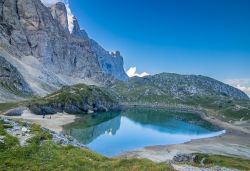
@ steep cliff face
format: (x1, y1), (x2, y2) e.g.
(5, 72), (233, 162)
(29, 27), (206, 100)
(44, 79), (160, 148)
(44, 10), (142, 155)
(2, 0), (102, 78)
(0, 0), (127, 102)
(90, 40), (128, 81)
(0, 56), (33, 102)
(69, 15), (128, 81)
(50, 2), (69, 32)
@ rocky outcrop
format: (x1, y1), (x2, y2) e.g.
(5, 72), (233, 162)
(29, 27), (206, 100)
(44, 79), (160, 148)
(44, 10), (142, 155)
(69, 15), (128, 81)
(50, 2), (69, 33)
(0, 0), (128, 102)
(0, 116), (84, 147)
(28, 84), (121, 115)
(0, 56), (33, 97)
(90, 39), (128, 81)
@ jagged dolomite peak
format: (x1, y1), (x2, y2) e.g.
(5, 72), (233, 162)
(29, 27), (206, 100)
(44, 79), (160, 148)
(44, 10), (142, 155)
(90, 40), (128, 81)
(40, 0), (74, 33)
(50, 2), (69, 32)
(0, 0), (128, 102)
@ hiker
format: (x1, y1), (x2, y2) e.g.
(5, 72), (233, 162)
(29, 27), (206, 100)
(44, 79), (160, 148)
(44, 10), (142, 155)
(42, 111), (45, 119)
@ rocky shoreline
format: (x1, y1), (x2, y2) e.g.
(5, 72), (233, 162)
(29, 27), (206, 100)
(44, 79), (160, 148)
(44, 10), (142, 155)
(0, 116), (85, 148)
(119, 106), (250, 162)
(1, 107), (250, 170)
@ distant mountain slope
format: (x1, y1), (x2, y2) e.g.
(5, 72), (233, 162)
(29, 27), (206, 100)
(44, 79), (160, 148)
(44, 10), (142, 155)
(110, 73), (250, 121)
(0, 0), (127, 102)
(111, 73), (249, 101)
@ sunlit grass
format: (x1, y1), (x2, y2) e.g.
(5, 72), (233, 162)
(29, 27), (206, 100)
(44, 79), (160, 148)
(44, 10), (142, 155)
(0, 121), (174, 171)
(193, 153), (250, 170)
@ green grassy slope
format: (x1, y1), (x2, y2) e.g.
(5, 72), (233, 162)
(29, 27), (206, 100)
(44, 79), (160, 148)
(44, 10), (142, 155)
(28, 84), (120, 115)
(0, 120), (174, 171)
(193, 153), (250, 170)
(110, 74), (250, 121)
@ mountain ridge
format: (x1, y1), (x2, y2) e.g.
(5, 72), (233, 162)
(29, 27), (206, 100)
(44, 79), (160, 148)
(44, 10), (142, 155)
(0, 0), (128, 102)
(0, 0), (249, 105)
(110, 72), (249, 101)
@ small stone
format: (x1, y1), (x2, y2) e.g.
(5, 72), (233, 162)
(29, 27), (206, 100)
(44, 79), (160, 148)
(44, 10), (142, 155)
(21, 127), (28, 133)
(88, 110), (94, 114)
(0, 136), (5, 144)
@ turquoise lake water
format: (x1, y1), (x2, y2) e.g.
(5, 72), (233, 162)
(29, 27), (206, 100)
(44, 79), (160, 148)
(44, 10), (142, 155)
(62, 108), (225, 157)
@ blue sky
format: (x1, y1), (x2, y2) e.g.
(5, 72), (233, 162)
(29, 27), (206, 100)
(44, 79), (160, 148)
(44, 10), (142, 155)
(67, 0), (250, 78)
(42, 0), (250, 95)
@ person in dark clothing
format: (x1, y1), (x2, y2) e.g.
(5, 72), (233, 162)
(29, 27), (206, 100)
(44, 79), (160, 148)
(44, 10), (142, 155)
(42, 111), (45, 119)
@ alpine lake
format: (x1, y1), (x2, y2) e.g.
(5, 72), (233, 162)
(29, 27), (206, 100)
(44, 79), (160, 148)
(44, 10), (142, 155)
(62, 108), (225, 157)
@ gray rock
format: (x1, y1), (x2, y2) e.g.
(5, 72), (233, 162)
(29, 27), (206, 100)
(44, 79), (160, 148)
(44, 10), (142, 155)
(111, 73), (250, 102)
(50, 2), (69, 32)
(28, 84), (121, 115)
(0, 0), (128, 102)
(173, 154), (194, 163)
(0, 56), (33, 96)
(0, 135), (5, 144)
(4, 107), (26, 116)
(90, 39), (128, 81)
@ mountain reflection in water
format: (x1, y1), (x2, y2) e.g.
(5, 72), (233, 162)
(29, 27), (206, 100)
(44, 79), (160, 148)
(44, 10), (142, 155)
(63, 109), (224, 157)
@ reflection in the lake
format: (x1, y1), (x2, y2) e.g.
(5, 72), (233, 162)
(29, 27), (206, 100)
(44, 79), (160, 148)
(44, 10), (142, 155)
(63, 109), (224, 157)
(63, 112), (121, 144)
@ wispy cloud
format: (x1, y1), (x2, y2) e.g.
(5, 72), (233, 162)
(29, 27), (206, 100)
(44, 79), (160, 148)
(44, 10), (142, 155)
(126, 67), (150, 78)
(41, 0), (66, 6)
(41, 0), (74, 33)
(225, 78), (250, 97)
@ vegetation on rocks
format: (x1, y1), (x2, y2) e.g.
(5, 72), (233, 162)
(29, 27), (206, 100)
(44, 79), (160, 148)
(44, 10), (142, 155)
(0, 119), (174, 171)
(193, 153), (250, 170)
(109, 73), (250, 121)
(0, 102), (21, 113)
(28, 84), (121, 115)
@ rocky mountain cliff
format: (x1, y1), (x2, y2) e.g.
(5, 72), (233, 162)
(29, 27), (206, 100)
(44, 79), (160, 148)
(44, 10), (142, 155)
(0, 0), (249, 107)
(0, 0), (127, 102)
(0, 55), (33, 101)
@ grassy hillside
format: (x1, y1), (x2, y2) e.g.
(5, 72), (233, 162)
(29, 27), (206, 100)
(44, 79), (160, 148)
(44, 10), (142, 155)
(110, 73), (250, 121)
(0, 120), (174, 171)
(28, 84), (120, 115)
(193, 153), (250, 170)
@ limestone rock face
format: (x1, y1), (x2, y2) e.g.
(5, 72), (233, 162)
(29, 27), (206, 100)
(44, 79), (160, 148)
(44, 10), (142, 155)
(0, 56), (33, 97)
(50, 2), (69, 32)
(71, 16), (89, 40)
(70, 16), (128, 81)
(90, 39), (128, 81)
(0, 0), (128, 102)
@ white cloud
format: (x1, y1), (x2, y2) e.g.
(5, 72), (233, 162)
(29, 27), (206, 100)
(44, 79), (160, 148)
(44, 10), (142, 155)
(126, 67), (150, 78)
(41, 0), (74, 33)
(41, 0), (65, 6)
(225, 78), (250, 97)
